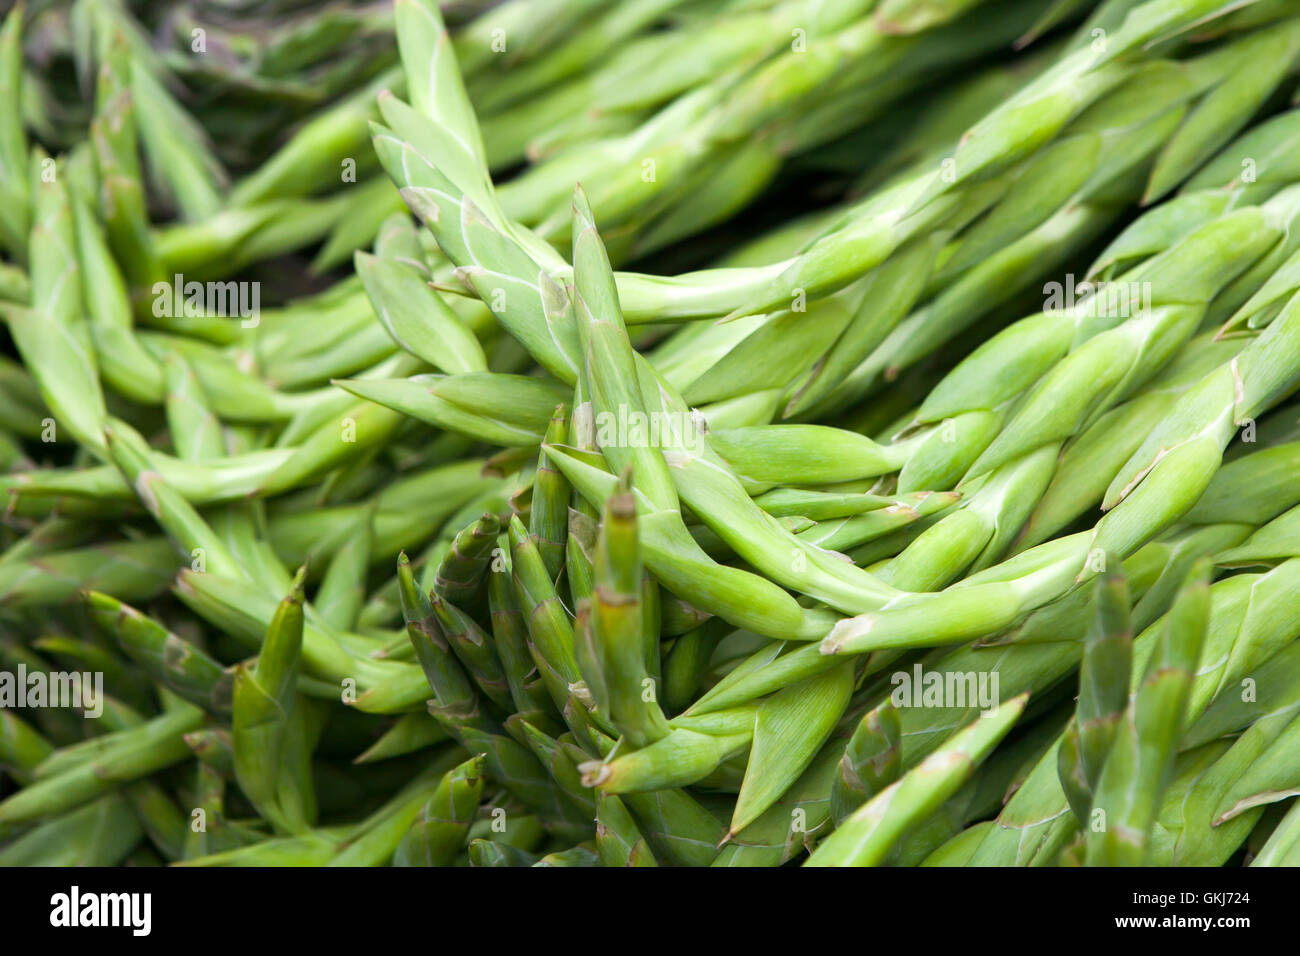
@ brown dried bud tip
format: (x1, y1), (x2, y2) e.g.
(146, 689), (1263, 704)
(608, 492), (636, 521)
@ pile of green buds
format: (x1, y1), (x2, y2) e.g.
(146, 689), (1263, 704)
(4, 0), (1300, 867)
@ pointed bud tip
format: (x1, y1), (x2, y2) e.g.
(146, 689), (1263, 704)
(289, 562), (309, 599)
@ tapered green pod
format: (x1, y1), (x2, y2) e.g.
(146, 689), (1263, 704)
(1086, 559), (1211, 866)
(232, 566), (316, 835)
(588, 482), (670, 748)
(531, 405), (571, 581)
(1058, 570), (1131, 824)
(392, 755), (485, 867)
(831, 700), (903, 826)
